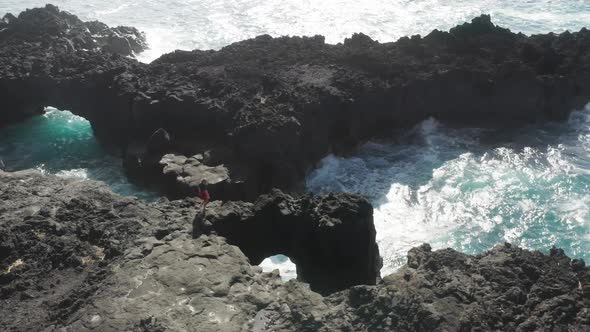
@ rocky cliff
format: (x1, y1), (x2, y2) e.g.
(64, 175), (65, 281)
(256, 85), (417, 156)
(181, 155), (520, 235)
(198, 189), (381, 294)
(2, 6), (590, 331)
(3, 5), (590, 200)
(0, 4), (145, 134)
(1, 170), (588, 331)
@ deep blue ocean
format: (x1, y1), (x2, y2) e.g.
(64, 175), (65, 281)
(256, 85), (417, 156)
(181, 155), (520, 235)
(2, 0), (590, 278)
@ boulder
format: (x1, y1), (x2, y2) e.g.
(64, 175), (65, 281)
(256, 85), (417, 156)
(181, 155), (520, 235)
(111, 26), (147, 54)
(102, 35), (132, 55)
(158, 153), (244, 199)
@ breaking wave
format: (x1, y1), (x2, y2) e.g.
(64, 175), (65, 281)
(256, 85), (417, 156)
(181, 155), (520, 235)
(307, 107), (590, 275)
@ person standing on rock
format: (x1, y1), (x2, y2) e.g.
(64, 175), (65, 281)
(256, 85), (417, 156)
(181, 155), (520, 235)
(197, 179), (210, 212)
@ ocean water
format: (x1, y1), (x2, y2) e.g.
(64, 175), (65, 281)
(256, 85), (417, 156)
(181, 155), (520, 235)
(2, 0), (590, 279)
(0, 108), (160, 201)
(2, 0), (590, 63)
(307, 109), (590, 275)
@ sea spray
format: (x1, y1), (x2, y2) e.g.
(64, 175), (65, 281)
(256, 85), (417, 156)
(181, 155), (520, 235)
(307, 109), (590, 275)
(3, 0), (590, 63)
(3, 0), (590, 281)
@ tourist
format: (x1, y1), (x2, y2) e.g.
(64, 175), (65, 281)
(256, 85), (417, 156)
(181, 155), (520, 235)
(197, 179), (210, 211)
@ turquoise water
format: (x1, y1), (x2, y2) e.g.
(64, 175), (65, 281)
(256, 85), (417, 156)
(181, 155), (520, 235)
(2, 0), (590, 277)
(0, 108), (160, 201)
(307, 108), (590, 275)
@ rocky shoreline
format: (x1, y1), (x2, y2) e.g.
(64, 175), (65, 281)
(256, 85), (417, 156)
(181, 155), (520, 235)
(2, 5), (590, 331)
(1, 170), (589, 331)
(3, 5), (590, 201)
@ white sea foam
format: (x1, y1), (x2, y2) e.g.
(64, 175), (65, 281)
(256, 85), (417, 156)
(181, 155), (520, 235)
(56, 168), (90, 179)
(2, 0), (590, 276)
(259, 255), (297, 281)
(2, 0), (589, 63)
(308, 111), (590, 275)
(95, 4), (129, 16)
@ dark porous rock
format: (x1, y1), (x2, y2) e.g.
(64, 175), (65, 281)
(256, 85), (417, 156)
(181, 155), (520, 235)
(92, 24), (147, 56)
(4, 6), (590, 199)
(0, 4), (145, 55)
(112, 26), (147, 54)
(0, 5), (146, 142)
(372, 243), (590, 331)
(134, 127), (174, 177)
(102, 34), (133, 55)
(201, 189), (382, 294)
(1, 170), (589, 331)
(0, 170), (162, 331)
(146, 128), (172, 156)
(121, 128), (173, 184)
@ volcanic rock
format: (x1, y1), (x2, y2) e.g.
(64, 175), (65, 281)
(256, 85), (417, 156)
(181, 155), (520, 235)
(145, 128), (172, 156)
(158, 153), (237, 198)
(199, 189), (382, 294)
(1, 170), (589, 331)
(0, 5), (145, 139)
(0, 4), (146, 55)
(3, 6), (590, 199)
(0, 170), (378, 330)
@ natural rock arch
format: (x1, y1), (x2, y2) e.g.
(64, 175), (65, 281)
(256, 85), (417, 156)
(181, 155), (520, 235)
(4, 6), (590, 201)
(197, 189), (382, 294)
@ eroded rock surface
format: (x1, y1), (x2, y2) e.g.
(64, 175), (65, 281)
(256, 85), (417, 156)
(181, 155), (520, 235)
(2, 6), (590, 330)
(0, 4), (146, 55)
(3, 6), (590, 199)
(0, 170), (163, 331)
(158, 153), (237, 199)
(201, 189), (381, 294)
(0, 4), (145, 135)
(1, 170), (589, 331)
(0, 170), (375, 330)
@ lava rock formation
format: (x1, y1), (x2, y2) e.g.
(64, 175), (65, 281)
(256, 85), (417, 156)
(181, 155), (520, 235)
(3, 6), (590, 200)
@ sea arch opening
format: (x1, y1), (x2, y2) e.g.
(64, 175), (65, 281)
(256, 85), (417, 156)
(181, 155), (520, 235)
(259, 254), (298, 281)
(0, 106), (159, 200)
